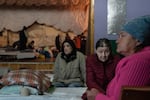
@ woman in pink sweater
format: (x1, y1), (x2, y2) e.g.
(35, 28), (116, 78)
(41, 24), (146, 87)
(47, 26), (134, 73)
(87, 15), (150, 100)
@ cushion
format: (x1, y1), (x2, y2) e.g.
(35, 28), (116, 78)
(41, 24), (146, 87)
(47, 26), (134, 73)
(0, 69), (51, 93)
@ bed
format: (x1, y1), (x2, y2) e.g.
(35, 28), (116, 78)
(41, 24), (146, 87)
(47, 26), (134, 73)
(0, 69), (86, 100)
(0, 51), (35, 60)
(0, 87), (86, 100)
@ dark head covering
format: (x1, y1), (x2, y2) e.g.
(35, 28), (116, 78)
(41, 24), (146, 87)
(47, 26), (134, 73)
(121, 15), (150, 45)
(61, 39), (77, 62)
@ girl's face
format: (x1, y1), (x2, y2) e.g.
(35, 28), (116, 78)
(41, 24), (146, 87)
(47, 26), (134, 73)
(63, 42), (72, 55)
(96, 46), (110, 62)
(116, 31), (141, 56)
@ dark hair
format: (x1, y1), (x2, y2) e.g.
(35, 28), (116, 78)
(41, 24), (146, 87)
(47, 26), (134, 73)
(61, 39), (77, 62)
(96, 38), (112, 53)
(31, 40), (34, 43)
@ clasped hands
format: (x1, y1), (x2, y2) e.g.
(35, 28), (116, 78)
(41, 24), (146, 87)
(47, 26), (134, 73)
(86, 88), (99, 100)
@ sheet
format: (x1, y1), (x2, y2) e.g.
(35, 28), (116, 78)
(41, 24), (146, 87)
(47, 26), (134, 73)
(0, 87), (86, 100)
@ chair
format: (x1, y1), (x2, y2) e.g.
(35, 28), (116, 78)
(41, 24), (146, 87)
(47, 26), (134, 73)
(120, 86), (150, 100)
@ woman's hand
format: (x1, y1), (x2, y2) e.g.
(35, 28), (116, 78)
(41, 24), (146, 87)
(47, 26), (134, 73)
(86, 88), (99, 100)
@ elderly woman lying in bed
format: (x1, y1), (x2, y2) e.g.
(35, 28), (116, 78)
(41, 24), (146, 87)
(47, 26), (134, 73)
(0, 69), (51, 95)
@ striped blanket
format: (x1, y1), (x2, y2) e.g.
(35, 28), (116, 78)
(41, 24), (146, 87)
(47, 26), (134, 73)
(0, 69), (51, 93)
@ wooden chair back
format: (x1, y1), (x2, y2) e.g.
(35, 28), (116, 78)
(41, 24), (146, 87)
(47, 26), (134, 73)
(120, 86), (150, 100)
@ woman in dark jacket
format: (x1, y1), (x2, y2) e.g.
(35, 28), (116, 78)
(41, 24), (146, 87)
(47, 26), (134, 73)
(82, 38), (121, 100)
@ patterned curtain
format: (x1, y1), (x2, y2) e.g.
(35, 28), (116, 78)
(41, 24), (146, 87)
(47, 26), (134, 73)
(0, 0), (90, 34)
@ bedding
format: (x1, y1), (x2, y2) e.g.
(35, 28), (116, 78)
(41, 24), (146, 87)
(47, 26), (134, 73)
(0, 51), (35, 60)
(0, 70), (87, 100)
(0, 69), (51, 93)
(0, 87), (87, 100)
(0, 85), (38, 95)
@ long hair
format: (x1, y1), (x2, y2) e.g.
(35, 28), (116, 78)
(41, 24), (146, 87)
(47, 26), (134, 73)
(61, 39), (77, 62)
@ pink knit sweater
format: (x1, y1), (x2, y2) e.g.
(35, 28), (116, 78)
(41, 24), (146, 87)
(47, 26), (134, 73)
(96, 46), (150, 100)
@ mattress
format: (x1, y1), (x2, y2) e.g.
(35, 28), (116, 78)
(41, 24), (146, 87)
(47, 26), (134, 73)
(0, 51), (35, 60)
(0, 87), (87, 100)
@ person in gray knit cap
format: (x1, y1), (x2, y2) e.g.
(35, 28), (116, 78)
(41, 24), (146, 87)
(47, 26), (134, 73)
(87, 15), (150, 100)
